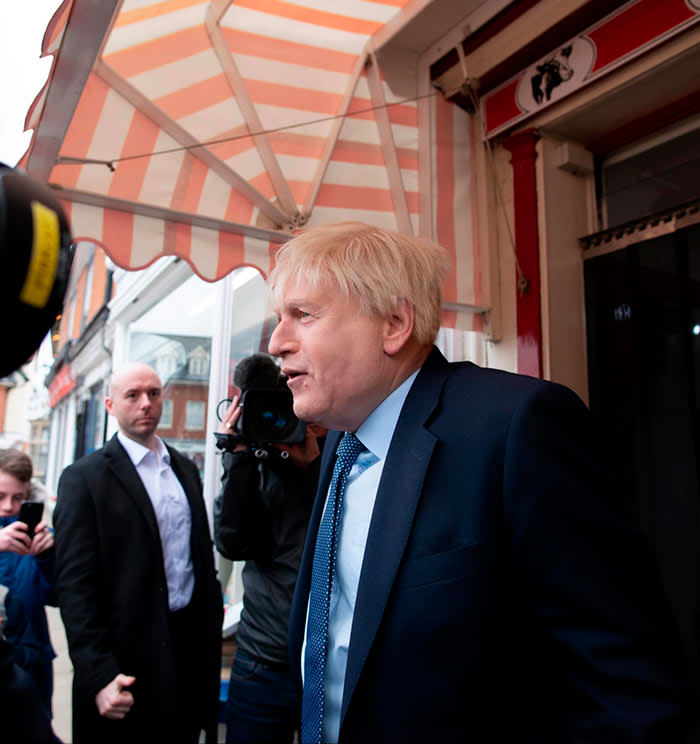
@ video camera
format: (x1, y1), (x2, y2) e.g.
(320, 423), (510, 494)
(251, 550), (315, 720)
(237, 386), (305, 445)
(215, 353), (305, 452)
(0, 163), (73, 377)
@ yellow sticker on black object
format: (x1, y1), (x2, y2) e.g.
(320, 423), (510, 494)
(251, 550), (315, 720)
(19, 201), (60, 309)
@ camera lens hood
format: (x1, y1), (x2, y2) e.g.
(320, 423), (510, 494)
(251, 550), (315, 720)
(0, 164), (73, 377)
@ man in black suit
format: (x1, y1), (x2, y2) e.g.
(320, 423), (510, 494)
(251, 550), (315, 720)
(54, 362), (222, 744)
(266, 222), (689, 744)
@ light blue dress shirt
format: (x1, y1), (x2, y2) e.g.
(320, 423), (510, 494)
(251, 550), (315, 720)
(117, 431), (194, 611)
(302, 371), (419, 744)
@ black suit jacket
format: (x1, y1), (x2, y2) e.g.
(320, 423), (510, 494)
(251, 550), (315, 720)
(289, 348), (688, 743)
(55, 435), (222, 744)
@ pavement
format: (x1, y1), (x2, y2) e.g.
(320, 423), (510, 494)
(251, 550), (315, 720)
(47, 606), (72, 742)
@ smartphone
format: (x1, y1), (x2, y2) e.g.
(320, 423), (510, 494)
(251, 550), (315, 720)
(18, 501), (44, 539)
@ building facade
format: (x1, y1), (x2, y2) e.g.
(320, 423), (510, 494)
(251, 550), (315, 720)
(422, 0), (700, 675)
(27, 0), (700, 677)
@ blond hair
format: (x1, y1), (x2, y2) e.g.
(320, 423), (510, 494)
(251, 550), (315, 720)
(268, 222), (449, 345)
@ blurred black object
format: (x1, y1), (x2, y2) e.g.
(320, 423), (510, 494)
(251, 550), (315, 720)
(0, 164), (73, 377)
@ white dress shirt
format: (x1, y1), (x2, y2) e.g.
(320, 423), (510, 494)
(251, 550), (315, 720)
(118, 431), (194, 611)
(303, 371), (419, 744)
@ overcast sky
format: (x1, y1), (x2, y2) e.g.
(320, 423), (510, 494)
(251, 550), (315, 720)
(0, 1), (63, 166)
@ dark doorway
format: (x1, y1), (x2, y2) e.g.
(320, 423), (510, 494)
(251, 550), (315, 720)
(584, 224), (700, 673)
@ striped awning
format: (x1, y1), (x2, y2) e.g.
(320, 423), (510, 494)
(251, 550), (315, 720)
(20, 0), (487, 329)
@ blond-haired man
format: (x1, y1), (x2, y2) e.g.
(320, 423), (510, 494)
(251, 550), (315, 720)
(268, 222), (688, 744)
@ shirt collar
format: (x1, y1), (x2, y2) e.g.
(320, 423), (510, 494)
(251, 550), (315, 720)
(117, 430), (168, 466)
(355, 370), (419, 460)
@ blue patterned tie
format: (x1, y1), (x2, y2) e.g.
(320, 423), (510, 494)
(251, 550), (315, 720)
(301, 432), (366, 744)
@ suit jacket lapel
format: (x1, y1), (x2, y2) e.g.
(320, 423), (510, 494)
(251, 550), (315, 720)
(103, 435), (161, 543)
(341, 347), (450, 722)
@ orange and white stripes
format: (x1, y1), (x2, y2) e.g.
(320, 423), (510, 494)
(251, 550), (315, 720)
(31, 0), (486, 328)
(61, 197), (282, 282)
(432, 95), (484, 333)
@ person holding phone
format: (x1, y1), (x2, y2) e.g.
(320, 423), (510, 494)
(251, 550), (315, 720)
(0, 448), (57, 714)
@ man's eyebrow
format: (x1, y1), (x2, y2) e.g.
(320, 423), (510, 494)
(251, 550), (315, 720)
(285, 298), (321, 311)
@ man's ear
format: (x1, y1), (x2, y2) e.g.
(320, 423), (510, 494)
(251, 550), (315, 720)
(383, 298), (414, 356)
(104, 397), (113, 416)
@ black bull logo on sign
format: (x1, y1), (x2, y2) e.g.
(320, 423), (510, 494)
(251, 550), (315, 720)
(531, 45), (574, 104)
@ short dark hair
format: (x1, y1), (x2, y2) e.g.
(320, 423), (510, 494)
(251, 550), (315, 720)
(0, 449), (33, 482)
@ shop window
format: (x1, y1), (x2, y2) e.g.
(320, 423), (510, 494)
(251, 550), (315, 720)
(28, 422), (49, 482)
(156, 353), (179, 382)
(74, 385), (105, 460)
(84, 384), (104, 454)
(126, 272), (215, 475)
(600, 117), (700, 228)
(224, 268), (277, 398)
(121, 264), (276, 494)
(188, 346), (210, 378)
(584, 222), (700, 664)
(185, 400), (205, 430)
(160, 399), (173, 429)
(79, 256), (95, 334)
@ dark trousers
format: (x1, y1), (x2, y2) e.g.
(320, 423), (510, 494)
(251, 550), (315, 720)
(169, 603), (207, 744)
(225, 648), (299, 744)
(34, 658), (54, 717)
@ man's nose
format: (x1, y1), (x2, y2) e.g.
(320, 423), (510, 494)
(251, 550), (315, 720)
(268, 321), (288, 356)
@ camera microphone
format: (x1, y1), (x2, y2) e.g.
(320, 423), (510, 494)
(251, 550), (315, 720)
(0, 164), (73, 377)
(215, 353), (305, 448)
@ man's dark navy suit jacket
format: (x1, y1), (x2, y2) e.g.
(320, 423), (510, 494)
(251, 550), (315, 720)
(289, 347), (688, 743)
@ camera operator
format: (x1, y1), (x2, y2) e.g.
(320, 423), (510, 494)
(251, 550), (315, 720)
(213, 353), (325, 744)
